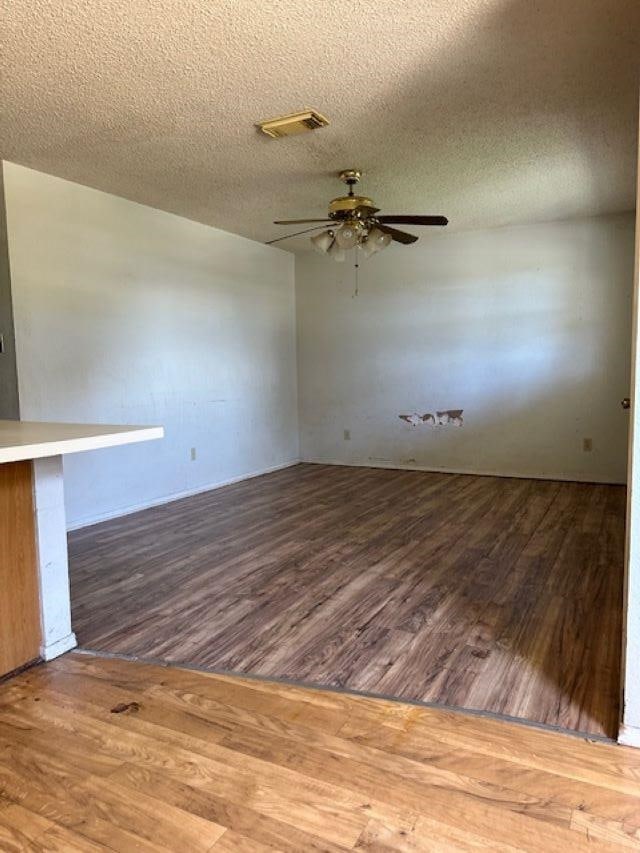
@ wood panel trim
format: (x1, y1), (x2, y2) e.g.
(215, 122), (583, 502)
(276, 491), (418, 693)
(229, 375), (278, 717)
(0, 460), (42, 675)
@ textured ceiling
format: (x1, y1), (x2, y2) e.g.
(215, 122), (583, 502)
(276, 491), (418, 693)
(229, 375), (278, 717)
(2, 0), (639, 251)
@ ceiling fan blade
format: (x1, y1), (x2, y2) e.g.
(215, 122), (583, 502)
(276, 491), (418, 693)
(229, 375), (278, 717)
(274, 219), (332, 225)
(377, 224), (418, 245)
(378, 215), (448, 227)
(266, 225), (331, 245)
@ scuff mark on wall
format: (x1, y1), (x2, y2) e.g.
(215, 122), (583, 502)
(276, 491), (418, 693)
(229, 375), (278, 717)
(398, 410), (464, 427)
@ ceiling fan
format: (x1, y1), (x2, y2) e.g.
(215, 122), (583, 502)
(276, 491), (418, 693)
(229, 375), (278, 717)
(267, 169), (448, 260)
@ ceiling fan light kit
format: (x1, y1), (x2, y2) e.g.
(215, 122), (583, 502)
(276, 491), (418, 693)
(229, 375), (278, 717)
(269, 169), (448, 260)
(310, 230), (335, 254)
(362, 226), (392, 257)
(327, 240), (346, 262)
(335, 221), (362, 249)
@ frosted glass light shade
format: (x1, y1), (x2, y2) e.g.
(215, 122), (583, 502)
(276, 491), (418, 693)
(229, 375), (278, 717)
(328, 240), (346, 262)
(310, 230), (334, 254)
(361, 237), (378, 258)
(368, 227), (392, 250)
(335, 222), (361, 249)
(362, 226), (392, 257)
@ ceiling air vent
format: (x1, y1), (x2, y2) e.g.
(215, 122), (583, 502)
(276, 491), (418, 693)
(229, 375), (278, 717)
(257, 110), (329, 138)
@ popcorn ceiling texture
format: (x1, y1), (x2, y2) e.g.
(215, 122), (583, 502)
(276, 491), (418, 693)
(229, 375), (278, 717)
(1, 0), (639, 250)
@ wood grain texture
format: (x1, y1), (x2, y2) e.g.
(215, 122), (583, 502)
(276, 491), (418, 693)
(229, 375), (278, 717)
(68, 464), (625, 737)
(0, 460), (41, 676)
(1, 652), (639, 851)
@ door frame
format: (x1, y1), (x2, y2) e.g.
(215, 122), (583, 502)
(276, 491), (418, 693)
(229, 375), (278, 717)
(620, 99), (640, 746)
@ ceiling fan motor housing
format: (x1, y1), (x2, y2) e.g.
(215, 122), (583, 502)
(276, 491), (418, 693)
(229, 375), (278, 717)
(328, 195), (379, 221)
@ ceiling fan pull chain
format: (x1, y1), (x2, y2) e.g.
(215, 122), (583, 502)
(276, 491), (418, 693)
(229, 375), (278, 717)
(353, 246), (359, 298)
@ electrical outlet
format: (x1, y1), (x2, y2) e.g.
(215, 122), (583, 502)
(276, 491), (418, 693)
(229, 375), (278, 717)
(190, 447), (197, 461)
(343, 429), (351, 441)
(583, 438), (593, 452)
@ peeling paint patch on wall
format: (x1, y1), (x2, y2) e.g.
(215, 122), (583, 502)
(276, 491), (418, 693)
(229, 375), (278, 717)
(398, 413), (426, 426)
(399, 410), (464, 427)
(437, 409), (464, 426)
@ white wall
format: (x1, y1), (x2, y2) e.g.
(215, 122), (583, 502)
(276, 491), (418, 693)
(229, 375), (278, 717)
(0, 170), (19, 419)
(3, 162), (298, 527)
(621, 117), (640, 747)
(296, 214), (635, 483)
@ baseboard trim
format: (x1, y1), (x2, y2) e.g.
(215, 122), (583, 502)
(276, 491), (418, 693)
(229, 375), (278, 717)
(67, 459), (301, 531)
(300, 457), (625, 486)
(41, 631), (77, 661)
(618, 724), (640, 748)
(67, 455), (623, 531)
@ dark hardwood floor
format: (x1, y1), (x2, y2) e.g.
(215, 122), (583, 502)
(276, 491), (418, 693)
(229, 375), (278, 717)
(69, 464), (625, 737)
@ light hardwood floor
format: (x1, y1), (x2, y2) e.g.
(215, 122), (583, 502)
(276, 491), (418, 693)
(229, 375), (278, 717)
(69, 464), (625, 738)
(1, 652), (639, 851)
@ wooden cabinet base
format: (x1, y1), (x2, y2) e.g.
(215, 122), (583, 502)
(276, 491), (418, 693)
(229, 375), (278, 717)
(0, 461), (42, 676)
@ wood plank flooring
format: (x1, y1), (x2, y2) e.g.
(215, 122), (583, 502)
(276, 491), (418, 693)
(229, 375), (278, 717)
(1, 652), (640, 851)
(69, 464), (625, 738)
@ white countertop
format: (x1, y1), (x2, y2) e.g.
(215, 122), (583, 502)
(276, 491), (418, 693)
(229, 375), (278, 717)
(0, 419), (164, 464)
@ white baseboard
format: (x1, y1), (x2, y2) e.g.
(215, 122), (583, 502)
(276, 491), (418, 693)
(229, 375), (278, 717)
(41, 631), (77, 661)
(300, 457), (625, 486)
(618, 724), (640, 748)
(67, 459), (301, 531)
(67, 455), (622, 531)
